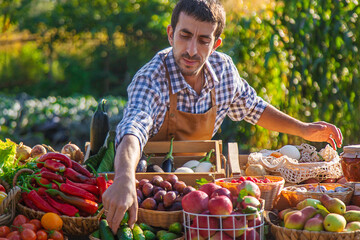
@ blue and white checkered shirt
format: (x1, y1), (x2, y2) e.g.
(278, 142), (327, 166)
(115, 47), (268, 150)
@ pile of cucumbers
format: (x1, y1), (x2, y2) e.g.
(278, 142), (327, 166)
(91, 212), (183, 240)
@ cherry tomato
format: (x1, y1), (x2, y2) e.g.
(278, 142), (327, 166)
(6, 231), (20, 240)
(239, 176), (246, 181)
(21, 223), (37, 232)
(36, 230), (48, 240)
(12, 215), (29, 231)
(0, 226), (10, 237)
(29, 219), (41, 231)
(20, 228), (36, 240)
(48, 230), (64, 240)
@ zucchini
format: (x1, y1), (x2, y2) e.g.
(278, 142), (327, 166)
(99, 219), (115, 240)
(90, 99), (110, 156)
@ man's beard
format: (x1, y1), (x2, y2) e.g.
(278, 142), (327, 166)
(175, 52), (203, 76)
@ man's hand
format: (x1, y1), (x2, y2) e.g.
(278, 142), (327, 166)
(301, 121), (343, 150)
(102, 175), (138, 233)
(102, 134), (141, 233)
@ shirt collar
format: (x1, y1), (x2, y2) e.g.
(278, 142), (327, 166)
(164, 48), (219, 95)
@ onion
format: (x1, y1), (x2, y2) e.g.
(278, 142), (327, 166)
(16, 142), (32, 162)
(61, 143), (84, 163)
(31, 144), (47, 158)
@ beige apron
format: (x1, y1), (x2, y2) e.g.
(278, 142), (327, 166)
(149, 57), (217, 142)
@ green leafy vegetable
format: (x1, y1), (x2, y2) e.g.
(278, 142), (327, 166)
(195, 178), (210, 186)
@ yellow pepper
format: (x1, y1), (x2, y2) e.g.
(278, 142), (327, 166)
(0, 192), (7, 205)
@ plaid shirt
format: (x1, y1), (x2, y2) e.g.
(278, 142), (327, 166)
(116, 47), (268, 150)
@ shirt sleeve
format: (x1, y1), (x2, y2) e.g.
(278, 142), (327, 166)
(115, 73), (162, 152)
(226, 60), (268, 125)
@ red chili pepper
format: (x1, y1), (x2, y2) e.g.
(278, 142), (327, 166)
(53, 181), (98, 202)
(63, 168), (93, 184)
(71, 160), (93, 178)
(96, 176), (107, 202)
(42, 192), (79, 217)
(40, 167), (55, 173)
(38, 152), (72, 168)
(21, 192), (41, 211)
(33, 177), (59, 190)
(46, 189), (98, 215)
(21, 188), (60, 214)
(44, 159), (66, 172)
(66, 179), (99, 196)
(41, 171), (64, 183)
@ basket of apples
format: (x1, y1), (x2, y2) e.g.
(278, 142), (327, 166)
(137, 174), (195, 229)
(182, 182), (264, 240)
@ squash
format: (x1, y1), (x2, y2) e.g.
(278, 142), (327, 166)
(90, 99), (110, 156)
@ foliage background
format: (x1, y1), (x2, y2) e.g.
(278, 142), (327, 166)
(0, 0), (359, 153)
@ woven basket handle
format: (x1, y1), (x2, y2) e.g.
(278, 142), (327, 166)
(12, 168), (35, 188)
(259, 157), (287, 171)
(96, 208), (105, 220)
(0, 185), (21, 214)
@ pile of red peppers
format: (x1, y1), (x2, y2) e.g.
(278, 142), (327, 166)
(18, 152), (113, 217)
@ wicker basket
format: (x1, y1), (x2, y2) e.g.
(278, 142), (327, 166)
(215, 176), (285, 210)
(89, 234), (184, 240)
(0, 179), (21, 226)
(280, 183), (353, 207)
(13, 168), (103, 236)
(137, 208), (183, 229)
(265, 210), (360, 240)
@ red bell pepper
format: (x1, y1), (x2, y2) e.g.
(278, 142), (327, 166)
(43, 192), (79, 217)
(44, 159), (66, 172)
(46, 189), (98, 215)
(53, 181), (98, 202)
(66, 179), (99, 196)
(71, 160), (93, 178)
(37, 152), (72, 168)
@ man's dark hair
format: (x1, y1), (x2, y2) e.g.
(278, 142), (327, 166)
(171, 0), (226, 40)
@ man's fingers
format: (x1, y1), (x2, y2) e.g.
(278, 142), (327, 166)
(128, 203), (138, 229)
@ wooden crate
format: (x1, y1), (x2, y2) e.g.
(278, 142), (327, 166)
(136, 140), (226, 186)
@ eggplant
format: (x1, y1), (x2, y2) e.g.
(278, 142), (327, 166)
(194, 149), (214, 172)
(146, 164), (164, 173)
(136, 153), (154, 172)
(90, 99), (109, 156)
(162, 137), (174, 172)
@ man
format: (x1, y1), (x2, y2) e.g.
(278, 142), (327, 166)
(103, 0), (343, 233)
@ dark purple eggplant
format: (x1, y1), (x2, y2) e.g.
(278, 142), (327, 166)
(90, 99), (109, 156)
(162, 137), (174, 172)
(136, 153), (154, 172)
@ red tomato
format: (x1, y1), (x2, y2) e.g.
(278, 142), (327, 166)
(48, 230), (64, 240)
(6, 231), (20, 240)
(20, 228), (36, 240)
(29, 219), (41, 231)
(239, 176), (246, 181)
(12, 215), (29, 231)
(21, 223), (37, 232)
(36, 230), (48, 240)
(0, 226), (10, 237)
(0, 185), (5, 193)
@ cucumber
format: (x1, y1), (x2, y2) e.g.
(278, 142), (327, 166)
(168, 222), (182, 235)
(91, 230), (100, 238)
(138, 223), (156, 233)
(120, 211), (130, 226)
(143, 230), (156, 240)
(160, 232), (179, 240)
(117, 224), (134, 240)
(99, 219), (115, 240)
(133, 224), (146, 240)
(156, 230), (168, 239)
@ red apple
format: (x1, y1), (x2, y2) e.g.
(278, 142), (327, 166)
(248, 217), (262, 227)
(199, 183), (222, 197)
(240, 196), (261, 210)
(186, 229), (205, 240)
(192, 211), (220, 238)
(222, 213), (246, 237)
(208, 196), (233, 216)
(210, 188), (232, 200)
(182, 190), (209, 213)
(236, 181), (261, 199)
(208, 231), (233, 240)
(240, 228), (260, 240)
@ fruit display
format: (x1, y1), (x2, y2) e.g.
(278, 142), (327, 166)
(137, 174), (192, 211)
(0, 213), (65, 240)
(275, 194), (360, 233)
(182, 182), (263, 240)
